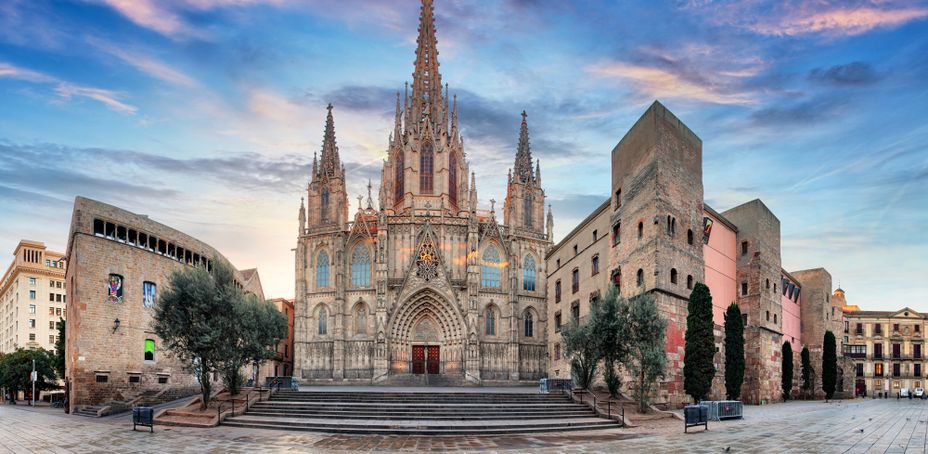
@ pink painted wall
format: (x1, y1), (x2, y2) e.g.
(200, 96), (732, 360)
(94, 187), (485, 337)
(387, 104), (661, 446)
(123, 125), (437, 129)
(703, 210), (738, 326)
(781, 273), (802, 346)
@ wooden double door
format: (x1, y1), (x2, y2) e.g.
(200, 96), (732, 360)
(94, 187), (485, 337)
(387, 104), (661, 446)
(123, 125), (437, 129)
(412, 345), (440, 375)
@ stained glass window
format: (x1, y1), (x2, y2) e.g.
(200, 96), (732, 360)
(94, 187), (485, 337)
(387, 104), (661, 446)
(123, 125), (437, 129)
(351, 246), (371, 287)
(481, 246), (501, 288)
(523, 255), (536, 291)
(316, 251), (329, 288)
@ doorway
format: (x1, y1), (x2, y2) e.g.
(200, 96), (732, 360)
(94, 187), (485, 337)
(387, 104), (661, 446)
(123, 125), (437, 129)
(412, 345), (440, 374)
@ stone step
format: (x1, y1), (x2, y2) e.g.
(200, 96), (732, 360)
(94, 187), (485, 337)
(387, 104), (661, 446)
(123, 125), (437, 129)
(244, 410), (594, 420)
(222, 415), (618, 435)
(268, 395), (567, 402)
(258, 402), (581, 410)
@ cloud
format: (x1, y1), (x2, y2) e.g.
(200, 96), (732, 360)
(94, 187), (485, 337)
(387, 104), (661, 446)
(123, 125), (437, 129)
(97, 0), (190, 37)
(749, 96), (848, 127)
(809, 61), (881, 86)
(0, 62), (138, 114)
(586, 61), (756, 106)
(750, 6), (928, 37)
(89, 38), (197, 87)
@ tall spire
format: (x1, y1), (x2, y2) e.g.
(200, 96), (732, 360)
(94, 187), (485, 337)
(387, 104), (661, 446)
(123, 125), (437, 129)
(514, 110), (534, 183)
(546, 204), (554, 241)
(394, 92), (402, 144)
(450, 94), (459, 142)
(319, 103), (341, 177)
(410, 0), (444, 127)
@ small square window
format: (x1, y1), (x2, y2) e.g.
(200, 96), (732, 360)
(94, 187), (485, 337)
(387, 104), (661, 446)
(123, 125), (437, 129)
(128, 375), (140, 384)
(158, 376), (168, 384)
(741, 241), (748, 255)
(29, 333), (35, 341)
(29, 277), (36, 286)
(96, 375), (108, 383)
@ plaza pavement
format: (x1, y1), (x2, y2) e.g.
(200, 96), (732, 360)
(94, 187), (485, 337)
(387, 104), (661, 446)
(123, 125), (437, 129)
(1, 398), (928, 453)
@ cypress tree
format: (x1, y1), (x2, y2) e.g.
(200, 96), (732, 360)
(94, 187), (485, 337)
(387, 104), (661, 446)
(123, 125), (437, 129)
(801, 346), (814, 395)
(724, 303), (744, 400)
(684, 283), (716, 403)
(822, 330), (837, 400)
(781, 340), (793, 400)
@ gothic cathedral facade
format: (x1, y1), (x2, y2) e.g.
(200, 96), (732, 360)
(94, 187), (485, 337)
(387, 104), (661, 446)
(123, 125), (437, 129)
(293, 0), (552, 384)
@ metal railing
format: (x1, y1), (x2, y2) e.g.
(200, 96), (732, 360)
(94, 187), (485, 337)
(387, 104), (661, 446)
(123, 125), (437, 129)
(216, 387), (270, 424)
(571, 388), (625, 426)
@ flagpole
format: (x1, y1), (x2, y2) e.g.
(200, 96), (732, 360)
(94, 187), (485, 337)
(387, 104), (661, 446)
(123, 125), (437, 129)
(32, 359), (36, 407)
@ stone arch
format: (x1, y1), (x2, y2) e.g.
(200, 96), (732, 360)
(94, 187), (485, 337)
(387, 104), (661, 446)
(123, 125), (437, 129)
(521, 306), (539, 339)
(313, 302), (331, 336)
(351, 299), (369, 337)
(387, 288), (468, 374)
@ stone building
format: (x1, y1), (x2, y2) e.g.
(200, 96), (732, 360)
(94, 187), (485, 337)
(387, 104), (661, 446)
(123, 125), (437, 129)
(843, 297), (924, 397)
(1, 240), (67, 355)
(256, 297), (295, 383)
(65, 197), (264, 412)
(546, 101), (852, 405)
(294, 0), (551, 384)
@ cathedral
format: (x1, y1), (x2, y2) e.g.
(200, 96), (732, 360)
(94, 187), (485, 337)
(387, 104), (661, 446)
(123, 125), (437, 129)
(293, 0), (552, 384)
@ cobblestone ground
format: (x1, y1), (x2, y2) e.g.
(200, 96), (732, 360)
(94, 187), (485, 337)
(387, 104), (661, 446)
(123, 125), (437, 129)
(2, 398), (928, 453)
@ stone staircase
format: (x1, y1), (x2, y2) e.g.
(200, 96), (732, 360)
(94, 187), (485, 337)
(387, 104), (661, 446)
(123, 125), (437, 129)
(222, 390), (620, 434)
(73, 405), (105, 417)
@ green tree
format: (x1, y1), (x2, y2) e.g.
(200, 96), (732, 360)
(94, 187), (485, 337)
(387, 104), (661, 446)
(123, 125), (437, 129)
(153, 258), (235, 409)
(54, 318), (66, 379)
(781, 340), (793, 401)
(591, 287), (630, 398)
(822, 330), (837, 400)
(626, 293), (667, 412)
(561, 316), (600, 390)
(724, 303), (744, 400)
(217, 294), (288, 395)
(0, 348), (57, 403)
(684, 283), (716, 403)
(800, 346), (814, 395)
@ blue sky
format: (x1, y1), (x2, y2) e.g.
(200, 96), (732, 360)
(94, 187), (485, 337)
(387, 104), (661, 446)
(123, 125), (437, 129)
(0, 0), (926, 310)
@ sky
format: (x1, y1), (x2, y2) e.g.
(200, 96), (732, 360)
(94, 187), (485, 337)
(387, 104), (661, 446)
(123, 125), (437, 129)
(0, 0), (926, 311)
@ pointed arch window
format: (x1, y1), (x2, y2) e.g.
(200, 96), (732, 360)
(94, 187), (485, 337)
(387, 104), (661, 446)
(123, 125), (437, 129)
(395, 150), (404, 203)
(351, 246), (371, 287)
(523, 255), (536, 291)
(355, 304), (367, 335)
(524, 311), (534, 338)
(420, 141), (433, 194)
(449, 153), (457, 206)
(321, 188), (329, 222)
(481, 246), (501, 288)
(318, 307), (327, 335)
(316, 251), (329, 288)
(524, 192), (533, 227)
(486, 307), (496, 336)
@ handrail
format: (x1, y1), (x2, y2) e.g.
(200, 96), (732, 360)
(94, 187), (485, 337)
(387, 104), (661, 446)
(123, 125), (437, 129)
(572, 388), (625, 426)
(216, 387), (270, 424)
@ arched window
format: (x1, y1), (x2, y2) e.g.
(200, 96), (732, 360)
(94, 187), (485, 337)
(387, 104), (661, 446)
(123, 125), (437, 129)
(524, 192), (533, 227)
(318, 307), (327, 335)
(523, 255), (536, 291)
(687, 229), (694, 245)
(420, 141), (433, 194)
(355, 304), (367, 335)
(144, 339), (155, 361)
(316, 251), (329, 288)
(524, 311), (534, 337)
(395, 151), (404, 203)
(486, 306), (496, 335)
(351, 246), (371, 287)
(687, 275), (694, 290)
(321, 188), (329, 222)
(636, 268), (644, 287)
(638, 222), (643, 239)
(449, 153), (457, 206)
(481, 246), (501, 288)
(671, 268), (678, 285)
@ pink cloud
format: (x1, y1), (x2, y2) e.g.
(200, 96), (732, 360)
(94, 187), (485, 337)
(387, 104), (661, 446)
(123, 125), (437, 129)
(752, 6), (928, 37)
(585, 61), (758, 106)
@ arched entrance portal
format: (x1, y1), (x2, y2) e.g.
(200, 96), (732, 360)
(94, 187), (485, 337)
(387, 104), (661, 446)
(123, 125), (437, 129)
(388, 289), (467, 377)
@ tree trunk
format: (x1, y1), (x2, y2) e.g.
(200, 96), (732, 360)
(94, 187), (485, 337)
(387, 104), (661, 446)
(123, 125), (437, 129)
(639, 369), (646, 413)
(199, 364), (212, 410)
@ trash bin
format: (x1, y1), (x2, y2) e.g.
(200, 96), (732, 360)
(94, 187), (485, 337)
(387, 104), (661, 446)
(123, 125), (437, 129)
(684, 405), (708, 433)
(132, 406), (154, 433)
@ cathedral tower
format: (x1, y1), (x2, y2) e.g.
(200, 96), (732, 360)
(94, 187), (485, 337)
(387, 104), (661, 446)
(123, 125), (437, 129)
(306, 104), (349, 230)
(504, 111), (546, 234)
(380, 0), (469, 215)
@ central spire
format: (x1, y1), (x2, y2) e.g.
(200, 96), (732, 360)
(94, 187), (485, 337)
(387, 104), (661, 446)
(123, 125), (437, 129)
(410, 0), (444, 128)
(514, 111), (534, 183)
(319, 103), (341, 178)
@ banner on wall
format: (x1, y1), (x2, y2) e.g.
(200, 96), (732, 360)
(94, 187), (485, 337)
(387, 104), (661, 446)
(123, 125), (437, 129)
(703, 217), (713, 244)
